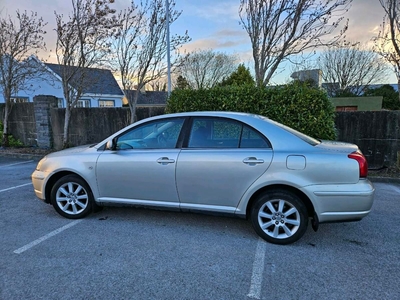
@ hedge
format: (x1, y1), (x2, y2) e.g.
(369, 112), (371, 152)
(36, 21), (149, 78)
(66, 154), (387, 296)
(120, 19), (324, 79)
(166, 81), (336, 140)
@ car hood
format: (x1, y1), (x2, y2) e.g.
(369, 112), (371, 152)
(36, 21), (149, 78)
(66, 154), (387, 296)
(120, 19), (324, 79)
(46, 144), (96, 158)
(316, 140), (359, 153)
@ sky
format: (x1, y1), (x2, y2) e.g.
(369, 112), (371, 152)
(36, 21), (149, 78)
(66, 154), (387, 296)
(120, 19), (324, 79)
(0, 0), (397, 84)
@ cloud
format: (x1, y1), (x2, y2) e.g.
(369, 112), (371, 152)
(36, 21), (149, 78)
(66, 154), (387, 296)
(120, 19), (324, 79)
(214, 29), (247, 38)
(180, 30), (249, 54)
(344, 0), (386, 44)
(180, 39), (234, 53)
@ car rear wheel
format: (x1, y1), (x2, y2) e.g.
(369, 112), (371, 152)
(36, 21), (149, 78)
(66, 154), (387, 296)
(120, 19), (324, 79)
(51, 175), (96, 219)
(251, 190), (308, 245)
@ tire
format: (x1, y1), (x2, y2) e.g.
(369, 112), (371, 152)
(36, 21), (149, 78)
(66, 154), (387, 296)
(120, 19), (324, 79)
(250, 190), (308, 245)
(51, 175), (96, 219)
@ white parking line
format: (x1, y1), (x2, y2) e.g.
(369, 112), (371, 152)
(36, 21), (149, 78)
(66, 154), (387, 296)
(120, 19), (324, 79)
(2, 160), (34, 167)
(0, 182), (32, 193)
(13, 220), (83, 254)
(247, 238), (267, 299)
(391, 185), (400, 194)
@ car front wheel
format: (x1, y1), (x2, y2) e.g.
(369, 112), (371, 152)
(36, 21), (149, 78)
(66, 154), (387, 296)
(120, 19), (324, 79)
(51, 175), (95, 219)
(251, 190), (308, 245)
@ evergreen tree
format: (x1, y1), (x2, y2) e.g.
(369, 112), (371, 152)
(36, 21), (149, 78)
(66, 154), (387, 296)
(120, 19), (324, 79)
(176, 75), (190, 90)
(364, 84), (400, 110)
(219, 64), (255, 86)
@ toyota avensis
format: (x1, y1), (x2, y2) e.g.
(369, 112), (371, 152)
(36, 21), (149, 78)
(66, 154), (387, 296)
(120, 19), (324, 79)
(32, 111), (375, 244)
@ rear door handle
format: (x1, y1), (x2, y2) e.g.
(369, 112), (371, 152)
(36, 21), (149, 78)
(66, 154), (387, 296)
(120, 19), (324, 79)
(243, 157), (264, 166)
(157, 157), (175, 165)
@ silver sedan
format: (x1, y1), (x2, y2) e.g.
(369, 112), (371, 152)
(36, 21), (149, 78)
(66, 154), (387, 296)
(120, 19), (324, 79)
(32, 111), (375, 244)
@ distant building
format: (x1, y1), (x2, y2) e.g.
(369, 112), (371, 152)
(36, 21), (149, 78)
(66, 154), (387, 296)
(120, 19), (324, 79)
(290, 69), (322, 87)
(0, 57), (124, 107)
(330, 96), (383, 111)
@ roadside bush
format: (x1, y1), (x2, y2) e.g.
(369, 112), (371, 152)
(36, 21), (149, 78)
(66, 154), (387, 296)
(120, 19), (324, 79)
(0, 121), (24, 147)
(166, 81), (336, 140)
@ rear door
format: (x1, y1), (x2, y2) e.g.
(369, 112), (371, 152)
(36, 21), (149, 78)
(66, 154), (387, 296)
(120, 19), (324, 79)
(176, 117), (273, 213)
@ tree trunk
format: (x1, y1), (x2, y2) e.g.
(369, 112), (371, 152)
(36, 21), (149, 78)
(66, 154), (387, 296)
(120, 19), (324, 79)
(1, 101), (12, 147)
(1, 105), (10, 147)
(63, 106), (71, 149)
(129, 90), (139, 124)
(130, 105), (136, 124)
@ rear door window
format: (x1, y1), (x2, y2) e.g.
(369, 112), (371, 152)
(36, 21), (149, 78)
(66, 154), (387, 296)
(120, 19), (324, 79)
(187, 117), (271, 148)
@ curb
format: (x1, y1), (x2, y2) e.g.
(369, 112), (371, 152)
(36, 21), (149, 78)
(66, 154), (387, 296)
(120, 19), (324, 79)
(369, 177), (400, 184)
(0, 152), (46, 161)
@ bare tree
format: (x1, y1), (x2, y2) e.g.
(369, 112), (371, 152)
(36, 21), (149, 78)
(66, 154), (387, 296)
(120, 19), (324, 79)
(111, 0), (190, 123)
(54, 0), (119, 148)
(0, 11), (47, 146)
(148, 79), (167, 91)
(177, 49), (237, 89)
(373, 0), (400, 101)
(319, 42), (389, 96)
(239, 0), (352, 86)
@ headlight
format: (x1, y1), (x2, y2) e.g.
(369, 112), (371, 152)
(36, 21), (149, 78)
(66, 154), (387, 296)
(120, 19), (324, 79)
(36, 156), (47, 171)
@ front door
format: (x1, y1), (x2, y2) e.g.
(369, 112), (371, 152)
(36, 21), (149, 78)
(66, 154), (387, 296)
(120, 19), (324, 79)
(96, 117), (185, 206)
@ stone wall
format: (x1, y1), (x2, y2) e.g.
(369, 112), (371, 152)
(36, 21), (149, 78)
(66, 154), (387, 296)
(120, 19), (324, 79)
(34, 95), (58, 148)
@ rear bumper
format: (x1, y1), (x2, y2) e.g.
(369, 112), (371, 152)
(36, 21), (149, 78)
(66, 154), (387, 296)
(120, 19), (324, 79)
(302, 179), (375, 223)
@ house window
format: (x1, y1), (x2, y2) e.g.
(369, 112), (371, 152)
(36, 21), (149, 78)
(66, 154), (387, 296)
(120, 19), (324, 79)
(76, 99), (91, 108)
(99, 100), (115, 107)
(57, 98), (64, 108)
(11, 97), (29, 103)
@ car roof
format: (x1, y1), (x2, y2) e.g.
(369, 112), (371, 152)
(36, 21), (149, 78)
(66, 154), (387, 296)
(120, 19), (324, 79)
(137, 111), (270, 124)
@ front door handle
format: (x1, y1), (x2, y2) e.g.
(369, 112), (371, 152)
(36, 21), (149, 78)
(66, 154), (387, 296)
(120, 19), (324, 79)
(157, 157), (175, 165)
(243, 157), (264, 166)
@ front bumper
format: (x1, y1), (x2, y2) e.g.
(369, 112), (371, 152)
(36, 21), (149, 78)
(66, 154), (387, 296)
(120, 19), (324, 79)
(303, 179), (375, 223)
(31, 170), (48, 202)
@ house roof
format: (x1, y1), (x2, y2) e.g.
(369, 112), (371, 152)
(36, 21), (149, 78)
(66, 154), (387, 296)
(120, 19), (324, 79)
(125, 90), (168, 105)
(45, 63), (123, 96)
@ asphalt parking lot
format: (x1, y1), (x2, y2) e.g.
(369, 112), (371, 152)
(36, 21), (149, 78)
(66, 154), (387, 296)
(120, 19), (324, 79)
(1, 156), (399, 300)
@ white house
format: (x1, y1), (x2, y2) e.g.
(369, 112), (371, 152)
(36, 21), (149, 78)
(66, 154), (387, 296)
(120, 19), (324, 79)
(0, 57), (124, 107)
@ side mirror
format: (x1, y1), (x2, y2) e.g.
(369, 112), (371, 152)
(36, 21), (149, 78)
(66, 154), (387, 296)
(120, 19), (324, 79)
(106, 139), (115, 150)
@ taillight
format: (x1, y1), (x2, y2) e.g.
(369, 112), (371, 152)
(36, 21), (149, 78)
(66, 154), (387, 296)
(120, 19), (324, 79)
(348, 151), (368, 178)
